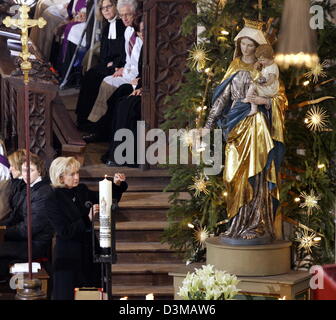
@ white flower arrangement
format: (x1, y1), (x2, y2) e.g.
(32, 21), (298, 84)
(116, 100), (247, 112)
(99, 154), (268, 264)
(178, 264), (240, 300)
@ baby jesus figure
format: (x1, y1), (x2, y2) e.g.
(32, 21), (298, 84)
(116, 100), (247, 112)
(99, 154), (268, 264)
(243, 44), (280, 116)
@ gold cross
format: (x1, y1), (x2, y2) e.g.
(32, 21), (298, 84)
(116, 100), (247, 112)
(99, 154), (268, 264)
(3, 4), (46, 84)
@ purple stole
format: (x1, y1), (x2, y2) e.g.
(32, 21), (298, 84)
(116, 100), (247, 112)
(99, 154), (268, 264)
(0, 155), (10, 168)
(61, 0), (87, 62)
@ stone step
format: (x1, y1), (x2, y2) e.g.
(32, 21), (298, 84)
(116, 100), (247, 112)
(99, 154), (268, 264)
(115, 221), (168, 242)
(111, 263), (184, 286)
(112, 285), (174, 300)
(119, 192), (190, 209)
(117, 208), (168, 222)
(115, 242), (182, 264)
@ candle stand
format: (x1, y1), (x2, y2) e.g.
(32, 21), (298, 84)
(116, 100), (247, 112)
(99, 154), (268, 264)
(92, 199), (117, 300)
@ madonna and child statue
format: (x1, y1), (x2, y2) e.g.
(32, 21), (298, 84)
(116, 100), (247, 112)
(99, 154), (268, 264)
(204, 18), (287, 246)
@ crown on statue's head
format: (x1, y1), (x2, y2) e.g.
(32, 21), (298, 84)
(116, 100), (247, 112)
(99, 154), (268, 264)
(243, 18), (265, 31)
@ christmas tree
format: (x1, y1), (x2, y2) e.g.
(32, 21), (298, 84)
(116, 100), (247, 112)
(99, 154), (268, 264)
(161, 0), (336, 266)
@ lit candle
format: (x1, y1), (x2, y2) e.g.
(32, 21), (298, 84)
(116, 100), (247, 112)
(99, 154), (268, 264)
(99, 175), (112, 253)
(146, 293), (154, 300)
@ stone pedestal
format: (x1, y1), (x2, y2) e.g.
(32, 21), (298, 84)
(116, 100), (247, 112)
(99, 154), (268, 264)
(206, 237), (292, 276)
(169, 264), (311, 300)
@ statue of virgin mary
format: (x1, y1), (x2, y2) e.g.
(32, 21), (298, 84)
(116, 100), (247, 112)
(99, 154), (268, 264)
(205, 19), (288, 244)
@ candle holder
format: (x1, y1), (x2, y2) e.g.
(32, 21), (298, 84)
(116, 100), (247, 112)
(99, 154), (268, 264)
(91, 199), (117, 300)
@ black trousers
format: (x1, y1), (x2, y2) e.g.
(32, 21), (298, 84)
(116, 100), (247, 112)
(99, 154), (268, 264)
(75, 61), (115, 126)
(93, 84), (134, 140)
(104, 92), (142, 164)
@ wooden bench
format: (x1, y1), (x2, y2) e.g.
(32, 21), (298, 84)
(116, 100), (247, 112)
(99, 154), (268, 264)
(52, 94), (86, 165)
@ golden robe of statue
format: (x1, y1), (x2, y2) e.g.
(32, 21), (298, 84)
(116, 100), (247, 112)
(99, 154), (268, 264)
(205, 25), (287, 241)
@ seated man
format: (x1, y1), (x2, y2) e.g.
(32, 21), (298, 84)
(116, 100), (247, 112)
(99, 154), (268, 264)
(0, 153), (54, 281)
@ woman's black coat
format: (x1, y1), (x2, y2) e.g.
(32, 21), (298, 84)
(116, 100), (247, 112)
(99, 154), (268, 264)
(48, 181), (127, 300)
(0, 178), (55, 277)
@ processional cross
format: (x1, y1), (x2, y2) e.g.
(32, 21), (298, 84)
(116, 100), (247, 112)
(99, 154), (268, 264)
(3, 4), (46, 83)
(2, 3), (46, 298)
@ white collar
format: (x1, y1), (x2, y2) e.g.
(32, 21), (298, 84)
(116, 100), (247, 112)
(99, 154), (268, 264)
(31, 176), (42, 187)
(108, 17), (117, 39)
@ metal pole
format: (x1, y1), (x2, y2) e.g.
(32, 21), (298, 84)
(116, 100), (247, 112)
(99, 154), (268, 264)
(60, 3), (95, 89)
(24, 83), (32, 280)
(87, 0), (98, 72)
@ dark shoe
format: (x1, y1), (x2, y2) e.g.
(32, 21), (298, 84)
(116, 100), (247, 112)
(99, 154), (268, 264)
(125, 163), (139, 168)
(82, 133), (100, 143)
(105, 160), (123, 167)
(100, 153), (108, 163)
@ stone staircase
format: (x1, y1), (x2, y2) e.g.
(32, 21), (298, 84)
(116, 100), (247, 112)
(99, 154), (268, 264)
(80, 166), (189, 300)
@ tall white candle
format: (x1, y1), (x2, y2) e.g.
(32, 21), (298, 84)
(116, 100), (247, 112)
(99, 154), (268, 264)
(99, 175), (112, 249)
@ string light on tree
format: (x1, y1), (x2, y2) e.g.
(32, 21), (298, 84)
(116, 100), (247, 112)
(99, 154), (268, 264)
(317, 163), (325, 170)
(187, 43), (210, 72)
(299, 190), (321, 215)
(188, 174), (210, 197)
(187, 223), (195, 229)
(304, 61), (328, 83)
(295, 229), (319, 254)
(303, 80), (310, 86)
(304, 105), (329, 132)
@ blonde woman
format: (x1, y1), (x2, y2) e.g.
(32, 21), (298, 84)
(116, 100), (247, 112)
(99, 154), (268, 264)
(7, 149), (26, 179)
(48, 156), (127, 300)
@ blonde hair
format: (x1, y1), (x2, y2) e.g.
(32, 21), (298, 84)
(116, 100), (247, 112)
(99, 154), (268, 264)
(49, 157), (81, 188)
(8, 149), (26, 174)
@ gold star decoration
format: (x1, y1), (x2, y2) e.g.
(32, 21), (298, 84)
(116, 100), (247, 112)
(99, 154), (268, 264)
(304, 61), (328, 83)
(295, 229), (319, 254)
(304, 105), (329, 132)
(188, 174), (210, 197)
(187, 44), (210, 72)
(194, 226), (209, 248)
(299, 190), (321, 215)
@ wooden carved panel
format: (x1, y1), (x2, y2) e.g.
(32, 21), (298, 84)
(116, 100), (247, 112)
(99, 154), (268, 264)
(142, 0), (196, 128)
(29, 92), (47, 157)
(1, 77), (18, 151)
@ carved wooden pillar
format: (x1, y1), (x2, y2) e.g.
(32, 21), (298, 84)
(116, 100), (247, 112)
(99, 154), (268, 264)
(141, 0), (196, 169)
(142, 0), (196, 128)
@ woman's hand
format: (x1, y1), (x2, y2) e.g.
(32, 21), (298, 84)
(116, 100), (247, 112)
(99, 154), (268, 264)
(89, 204), (99, 221)
(112, 68), (124, 77)
(114, 173), (126, 185)
(130, 88), (142, 96)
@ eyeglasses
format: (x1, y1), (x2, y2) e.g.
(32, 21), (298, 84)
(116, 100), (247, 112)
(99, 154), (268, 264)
(101, 4), (114, 11)
(119, 13), (134, 18)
